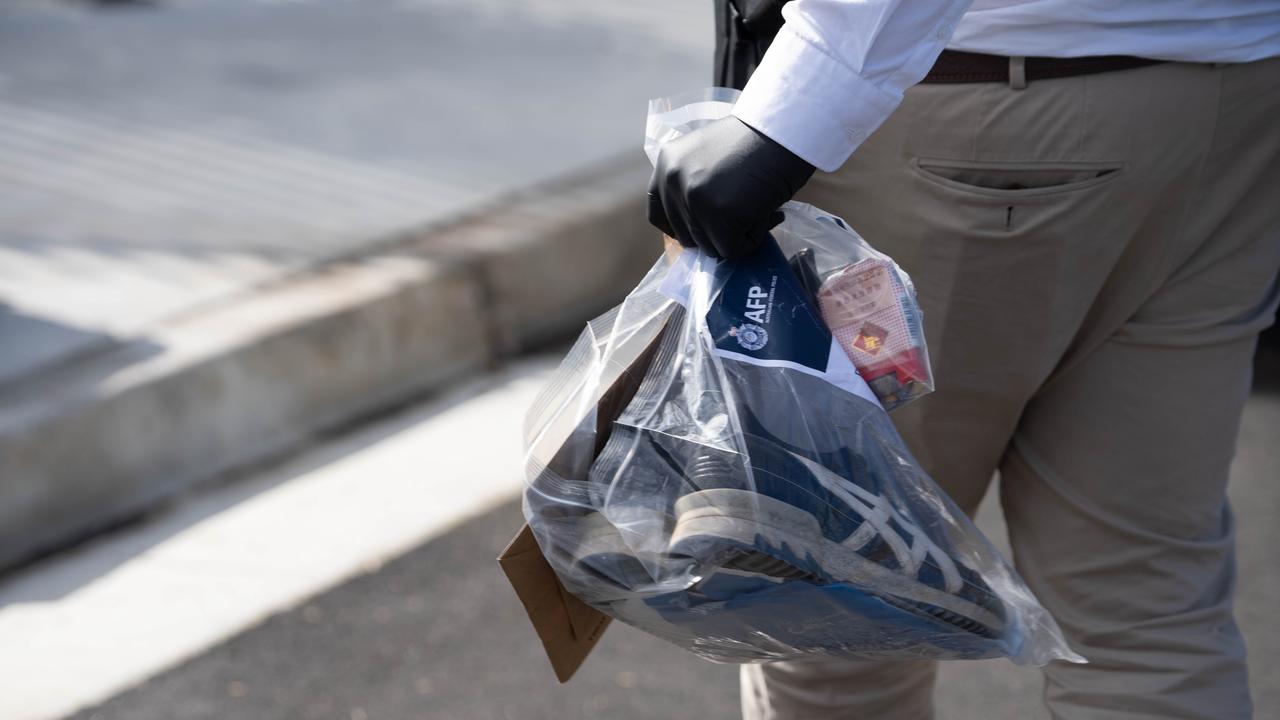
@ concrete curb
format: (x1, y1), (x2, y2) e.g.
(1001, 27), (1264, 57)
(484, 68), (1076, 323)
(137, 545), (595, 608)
(0, 155), (657, 571)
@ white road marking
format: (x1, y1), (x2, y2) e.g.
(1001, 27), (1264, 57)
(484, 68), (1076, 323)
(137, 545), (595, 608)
(0, 358), (555, 720)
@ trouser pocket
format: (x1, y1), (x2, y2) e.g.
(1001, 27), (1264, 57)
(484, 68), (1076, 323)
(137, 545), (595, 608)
(911, 158), (1126, 197)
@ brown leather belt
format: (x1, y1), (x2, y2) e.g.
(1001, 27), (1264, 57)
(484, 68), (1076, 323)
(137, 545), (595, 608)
(922, 49), (1163, 84)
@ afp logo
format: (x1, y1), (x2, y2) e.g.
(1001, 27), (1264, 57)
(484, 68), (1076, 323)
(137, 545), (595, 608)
(730, 323), (769, 351)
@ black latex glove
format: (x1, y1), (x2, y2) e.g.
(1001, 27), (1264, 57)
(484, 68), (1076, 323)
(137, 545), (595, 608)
(648, 116), (815, 259)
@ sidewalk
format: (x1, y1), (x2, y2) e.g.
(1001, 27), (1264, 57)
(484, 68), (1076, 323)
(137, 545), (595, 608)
(0, 0), (708, 379)
(0, 0), (711, 567)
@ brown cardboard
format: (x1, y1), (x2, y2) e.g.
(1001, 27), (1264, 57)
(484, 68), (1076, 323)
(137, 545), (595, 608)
(498, 524), (611, 683)
(498, 264), (678, 682)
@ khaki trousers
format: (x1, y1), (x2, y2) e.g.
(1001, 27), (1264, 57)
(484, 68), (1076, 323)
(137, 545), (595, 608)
(742, 57), (1280, 719)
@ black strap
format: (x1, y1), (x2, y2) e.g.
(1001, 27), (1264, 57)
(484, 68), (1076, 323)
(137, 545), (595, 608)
(714, 0), (787, 90)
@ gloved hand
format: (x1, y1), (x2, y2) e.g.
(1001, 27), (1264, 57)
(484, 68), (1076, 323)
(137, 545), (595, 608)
(647, 116), (815, 259)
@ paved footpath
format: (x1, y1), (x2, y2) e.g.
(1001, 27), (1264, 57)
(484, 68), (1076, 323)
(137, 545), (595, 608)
(0, 0), (710, 576)
(0, 345), (1272, 720)
(0, 0), (709, 385)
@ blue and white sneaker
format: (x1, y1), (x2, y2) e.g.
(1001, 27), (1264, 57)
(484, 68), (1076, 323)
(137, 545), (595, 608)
(582, 380), (1009, 659)
(570, 243), (1016, 660)
(666, 433), (1008, 644)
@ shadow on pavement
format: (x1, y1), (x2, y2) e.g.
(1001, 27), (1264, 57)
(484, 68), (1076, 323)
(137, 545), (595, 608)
(0, 303), (144, 390)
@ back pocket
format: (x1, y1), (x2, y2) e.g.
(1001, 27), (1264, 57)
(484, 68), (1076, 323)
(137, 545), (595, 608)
(911, 158), (1125, 198)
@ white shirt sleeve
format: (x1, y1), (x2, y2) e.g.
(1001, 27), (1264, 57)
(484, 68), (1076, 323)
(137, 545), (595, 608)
(733, 0), (975, 172)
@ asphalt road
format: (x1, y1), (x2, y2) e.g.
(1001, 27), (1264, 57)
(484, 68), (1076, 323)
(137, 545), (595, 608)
(72, 495), (742, 720)
(67, 342), (1280, 720)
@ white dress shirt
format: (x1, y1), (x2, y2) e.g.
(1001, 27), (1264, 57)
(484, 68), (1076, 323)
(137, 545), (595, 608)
(733, 0), (1280, 171)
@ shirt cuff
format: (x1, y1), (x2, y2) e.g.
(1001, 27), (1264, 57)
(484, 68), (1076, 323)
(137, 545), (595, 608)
(732, 27), (903, 173)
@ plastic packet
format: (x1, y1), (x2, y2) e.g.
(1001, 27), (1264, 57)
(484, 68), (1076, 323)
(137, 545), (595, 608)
(521, 90), (1082, 667)
(818, 253), (933, 410)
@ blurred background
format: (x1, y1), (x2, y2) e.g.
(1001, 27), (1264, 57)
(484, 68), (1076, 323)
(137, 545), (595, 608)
(0, 1), (1275, 719)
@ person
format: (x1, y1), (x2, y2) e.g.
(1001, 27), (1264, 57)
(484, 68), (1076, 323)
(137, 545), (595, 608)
(646, 1), (1280, 718)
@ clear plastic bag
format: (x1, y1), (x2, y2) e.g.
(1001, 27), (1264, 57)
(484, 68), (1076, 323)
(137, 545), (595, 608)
(521, 90), (1082, 666)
